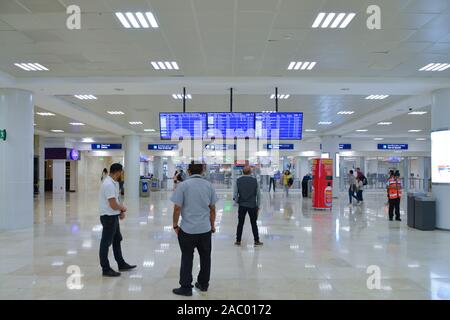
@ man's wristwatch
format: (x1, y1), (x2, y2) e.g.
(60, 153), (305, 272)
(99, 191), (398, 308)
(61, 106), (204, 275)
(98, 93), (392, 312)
(173, 225), (179, 230)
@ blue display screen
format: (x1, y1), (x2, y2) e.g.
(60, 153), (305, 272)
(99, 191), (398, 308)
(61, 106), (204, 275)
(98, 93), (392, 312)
(91, 144), (122, 150)
(255, 112), (303, 140)
(339, 144), (352, 150)
(265, 144), (294, 150)
(206, 112), (255, 138)
(377, 144), (408, 150)
(204, 144), (236, 150)
(160, 113), (207, 140)
(148, 144), (178, 150)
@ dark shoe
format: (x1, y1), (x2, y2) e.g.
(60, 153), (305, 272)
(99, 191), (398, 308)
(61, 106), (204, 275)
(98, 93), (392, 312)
(172, 287), (193, 296)
(395, 218), (402, 221)
(102, 269), (121, 277)
(234, 241), (241, 246)
(118, 263), (137, 271)
(254, 241), (264, 246)
(389, 218), (393, 221)
(195, 282), (208, 292)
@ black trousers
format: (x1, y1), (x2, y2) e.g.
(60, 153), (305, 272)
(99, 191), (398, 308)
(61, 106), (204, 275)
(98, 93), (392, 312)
(178, 229), (212, 289)
(269, 177), (276, 192)
(236, 206), (260, 242)
(302, 182), (308, 197)
(99, 215), (126, 271)
(388, 198), (401, 220)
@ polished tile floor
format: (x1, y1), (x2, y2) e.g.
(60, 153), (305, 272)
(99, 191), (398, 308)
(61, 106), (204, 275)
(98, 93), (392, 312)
(1, 189), (450, 300)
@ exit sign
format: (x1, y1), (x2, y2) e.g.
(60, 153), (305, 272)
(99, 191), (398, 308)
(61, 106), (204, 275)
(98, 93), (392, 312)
(0, 129), (6, 141)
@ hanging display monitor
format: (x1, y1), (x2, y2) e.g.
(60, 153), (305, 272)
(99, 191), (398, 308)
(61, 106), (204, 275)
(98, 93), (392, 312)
(255, 112), (303, 140)
(160, 112), (207, 140)
(432, 130), (450, 184)
(206, 112), (255, 138)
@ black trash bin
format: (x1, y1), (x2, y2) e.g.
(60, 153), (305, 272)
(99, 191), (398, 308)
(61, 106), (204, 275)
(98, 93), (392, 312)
(407, 192), (425, 228)
(414, 196), (436, 231)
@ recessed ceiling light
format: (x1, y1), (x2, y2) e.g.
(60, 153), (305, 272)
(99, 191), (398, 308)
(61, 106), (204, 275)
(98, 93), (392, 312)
(408, 129), (422, 133)
(69, 122), (85, 126)
(172, 94), (192, 100)
(82, 137), (94, 143)
(337, 111), (354, 115)
(318, 121), (332, 125)
(356, 129), (368, 132)
(287, 61), (316, 70)
(374, 138), (384, 141)
(144, 129), (156, 132)
(129, 121), (143, 125)
(74, 95), (97, 100)
(377, 122), (392, 125)
(107, 111), (125, 115)
(270, 94), (290, 99)
(14, 63), (49, 71)
(312, 12), (356, 29)
(419, 63), (450, 72)
(115, 12), (158, 29)
(408, 111), (428, 115)
(305, 129), (317, 132)
(36, 112), (55, 116)
(51, 129), (64, 133)
(416, 138), (426, 141)
(151, 61), (179, 70)
(365, 95), (389, 100)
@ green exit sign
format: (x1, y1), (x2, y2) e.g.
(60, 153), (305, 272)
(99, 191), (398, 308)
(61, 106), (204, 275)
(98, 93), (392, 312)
(0, 129), (6, 141)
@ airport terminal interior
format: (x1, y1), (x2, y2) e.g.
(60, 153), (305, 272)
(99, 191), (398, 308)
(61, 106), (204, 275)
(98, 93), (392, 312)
(1, 0), (450, 300)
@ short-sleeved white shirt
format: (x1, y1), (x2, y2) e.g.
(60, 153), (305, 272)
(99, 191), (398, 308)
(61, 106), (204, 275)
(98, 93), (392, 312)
(99, 176), (121, 216)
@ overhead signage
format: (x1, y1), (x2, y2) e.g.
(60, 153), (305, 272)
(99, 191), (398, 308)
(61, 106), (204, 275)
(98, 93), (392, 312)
(91, 144), (122, 150)
(0, 129), (6, 141)
(206, 112), (255, 139)
(148, 144), (178, 151)
(377, 144), (408, 150)
(204, 144), (236, 150)
(265, 144), (294, 150)
(339, 144), (352, 150)
(255, 112), (303, 140)
(69, 149), (80, 161)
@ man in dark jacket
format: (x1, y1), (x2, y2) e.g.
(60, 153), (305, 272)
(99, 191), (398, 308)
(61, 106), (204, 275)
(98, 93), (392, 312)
(233, 166), (263, 246)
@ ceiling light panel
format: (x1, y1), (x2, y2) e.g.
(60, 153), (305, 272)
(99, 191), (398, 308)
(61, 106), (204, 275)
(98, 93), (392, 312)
(270, 94), (290, 99)
(365, 95), (389, 100)
(115, 12), (158, 29)
(14, 63), (49, 71)
(69, 122), (85, 126)
(356, 129), (368, 132)
(419, 63), (450, 72)
(36, 112), (55, 116)
(408, 111), (428, 115)
(107, 111), (125, 115)
(51, 130), (64, 133)
(74, 95), (97, 100)
(172, 94), (192, 100)
(287, 61), (316, 70)
(312, 12), (356, 29)
(151, 61), (179, 70)
(129, 121), (143, 125)
(377, 122), (392, 125)
(337, 111), (354, 115)
(318, 121), (332, 125)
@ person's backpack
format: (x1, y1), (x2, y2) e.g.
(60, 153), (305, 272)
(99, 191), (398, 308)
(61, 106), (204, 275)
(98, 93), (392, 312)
(362, 175), (368, 186)
(288, 177), (294, 187)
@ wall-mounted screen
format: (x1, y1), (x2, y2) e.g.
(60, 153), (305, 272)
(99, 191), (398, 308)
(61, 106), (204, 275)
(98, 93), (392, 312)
(206, 112), (255, 138)
(255, 112), (303, 140)
(432, 130), (450, 184)
(160, 112), (207, 140)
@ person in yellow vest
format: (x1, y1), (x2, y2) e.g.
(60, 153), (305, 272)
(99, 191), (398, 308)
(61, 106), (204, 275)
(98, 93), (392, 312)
(386, 170), (402, 221)
(282, 170), (293, 197)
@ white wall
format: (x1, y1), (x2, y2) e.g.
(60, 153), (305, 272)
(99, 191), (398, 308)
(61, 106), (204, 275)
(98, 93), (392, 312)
(52, 160), (66, 194)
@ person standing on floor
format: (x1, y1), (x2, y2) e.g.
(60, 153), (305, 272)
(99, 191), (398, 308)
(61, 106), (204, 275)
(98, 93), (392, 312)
(233, 166), (263, 247)
(387, 170), (402, 221)
(356, 176), (364, 205)
(171, 162), (218, 296)
(301, 173), (311, 197)
(99, 163), (136, 277)
(268, 170), (276, 193)
(282, 170), (293, 197)
(348, 170), (358, 205)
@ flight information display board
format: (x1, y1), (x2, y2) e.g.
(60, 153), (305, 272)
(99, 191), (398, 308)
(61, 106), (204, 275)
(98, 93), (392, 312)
(206, 112), (255, 138)
(255, 112), (303, 140)
(160, 113), (207, 140)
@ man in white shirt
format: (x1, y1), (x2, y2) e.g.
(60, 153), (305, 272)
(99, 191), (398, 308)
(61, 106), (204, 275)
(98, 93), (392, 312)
(99, 163), (136, 277)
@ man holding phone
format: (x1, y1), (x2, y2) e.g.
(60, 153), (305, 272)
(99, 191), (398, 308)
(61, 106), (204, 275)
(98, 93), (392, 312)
(171, 162), (217, 296)
(99, 163), (136, 277)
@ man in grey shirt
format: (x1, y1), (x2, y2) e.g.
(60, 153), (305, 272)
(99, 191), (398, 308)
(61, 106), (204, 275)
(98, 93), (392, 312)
(171, 162), (218, 296)
(348, 169), (358, 205)
(233, 166), (263, 246)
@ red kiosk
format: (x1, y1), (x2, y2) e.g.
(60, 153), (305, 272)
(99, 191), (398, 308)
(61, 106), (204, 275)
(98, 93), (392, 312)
(312, 158), (333, 210)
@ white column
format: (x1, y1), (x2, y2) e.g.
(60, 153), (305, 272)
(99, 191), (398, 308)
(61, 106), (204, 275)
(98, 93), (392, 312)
(321, 136), (340, 198)
(52, 160), (66, 194)
(0, 89), (34, 230)
(431, 88), (450, 229)
(38, 136), (45, 196)
(124, 135), (140, 199)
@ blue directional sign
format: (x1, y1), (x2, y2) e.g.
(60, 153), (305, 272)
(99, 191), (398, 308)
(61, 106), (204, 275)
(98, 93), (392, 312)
(377, 144), (408, 150)
(91, 144), (122, 150)
(265, 144), (294, 150)
(339, 144), (352, 150)
(148, 144), (178, 151)
(204, 144), (236, 150)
